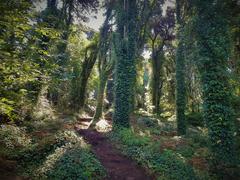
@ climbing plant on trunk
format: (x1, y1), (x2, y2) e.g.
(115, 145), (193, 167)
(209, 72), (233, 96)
(113, 0), (138, 128)
(175, 0), (186, 135)
(193, 0), (237, 175)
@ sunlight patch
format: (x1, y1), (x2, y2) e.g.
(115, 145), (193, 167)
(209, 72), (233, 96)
(96, 119), (112, 132)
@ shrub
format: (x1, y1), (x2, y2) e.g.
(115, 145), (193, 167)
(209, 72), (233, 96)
(16, 131), (70, 168)
(176, 145), (195, 159)
(11, 130), (106, 179)
(0, 125), (31, 149)
(153, 150), (197, 180)
(44, 147), (106, 180)
(116, 128), (150, 147)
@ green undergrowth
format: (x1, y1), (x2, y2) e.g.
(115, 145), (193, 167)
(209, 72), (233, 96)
(141, 115), (240, 179)
(109, 128), (197, 180)
(0, 121), (106, 180)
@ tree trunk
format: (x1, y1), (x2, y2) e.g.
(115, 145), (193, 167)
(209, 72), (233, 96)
(151, 49), (163, 115)
(71, 42), (98, 111)
(90, 73), (108, 128)
(175, 0), (186, 135)
(113, 0), (138, 128)
(194, 0), (237, 174)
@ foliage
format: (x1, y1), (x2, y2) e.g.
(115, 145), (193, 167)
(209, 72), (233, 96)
(175, 0), (186, 135)
(0, 0), (61, 123)
(110, 128), (197, 180)
(34, 130), (106, 180)
(186, 112), (204, 127)
(137, 116), (159, 128)
(0, 0), (239, 179)
(3, 127), (106, 179)
(44, 147), (105, 180)
(231, 95), (240, 116)
(0, 124), (31, 150)
(192, 0), (238, 173)
(71, 36), (98, 110)
(113, 0), (139, 128)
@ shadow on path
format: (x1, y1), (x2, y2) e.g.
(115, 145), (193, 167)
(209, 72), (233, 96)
(76, 118), (153, 180)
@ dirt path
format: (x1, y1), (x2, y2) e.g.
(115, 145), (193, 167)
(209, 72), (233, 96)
(77, 127), (153, 180)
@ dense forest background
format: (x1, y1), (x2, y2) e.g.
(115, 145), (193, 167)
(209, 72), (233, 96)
(0, 0), (240, 179)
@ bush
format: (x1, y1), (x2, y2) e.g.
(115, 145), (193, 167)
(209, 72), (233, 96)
(152, 150), (197, 180)
(187, 133), (209, 148)
(186, 112), (204, 127)
(116, 128), (150, 147)
(44, 147), (106, 180)
(176, 145), (195, 159)
(0, 98), (18, 122)
(0, 125), (31, 150)
(33, 131), (106, 179)
(14, 130), (105, 180)
(16, 131), (72, 169)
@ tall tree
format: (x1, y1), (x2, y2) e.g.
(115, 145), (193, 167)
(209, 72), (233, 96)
(91, 4), (114, 127)
(193, 0), (237, 175)
(175, 0), (186, 135)
(113, 0), (139, 128)
(72, 38), (98, 110)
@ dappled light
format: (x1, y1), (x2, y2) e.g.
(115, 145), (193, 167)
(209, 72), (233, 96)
(0, 0), (239, 179)
(95, 119), (112, 132)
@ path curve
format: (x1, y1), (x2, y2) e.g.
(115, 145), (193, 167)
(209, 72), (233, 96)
(77, 129), (153, 180)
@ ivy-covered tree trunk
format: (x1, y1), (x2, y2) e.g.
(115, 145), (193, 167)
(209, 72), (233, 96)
(175, 0), (186, 135)
(194, 0), (237, 174)
(113, 0), (138, 128)
(151, 49), (164, 115)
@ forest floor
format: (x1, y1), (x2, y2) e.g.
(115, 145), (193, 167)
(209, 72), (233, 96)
(76, 118), (153, 180)
(1, 113), (239, 179)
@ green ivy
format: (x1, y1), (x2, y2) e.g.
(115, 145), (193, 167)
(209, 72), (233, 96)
(110, 128), (197, 180)
(193, 0), (237, 174)
(113, 0), (138, 128)
(45, 148), (106, 180)
(175, 0), (186, 135)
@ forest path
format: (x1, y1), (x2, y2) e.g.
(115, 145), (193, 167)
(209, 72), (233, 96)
(76, 118), (153, 180)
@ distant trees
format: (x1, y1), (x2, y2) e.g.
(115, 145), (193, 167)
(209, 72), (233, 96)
(148, 6), (175, 115)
